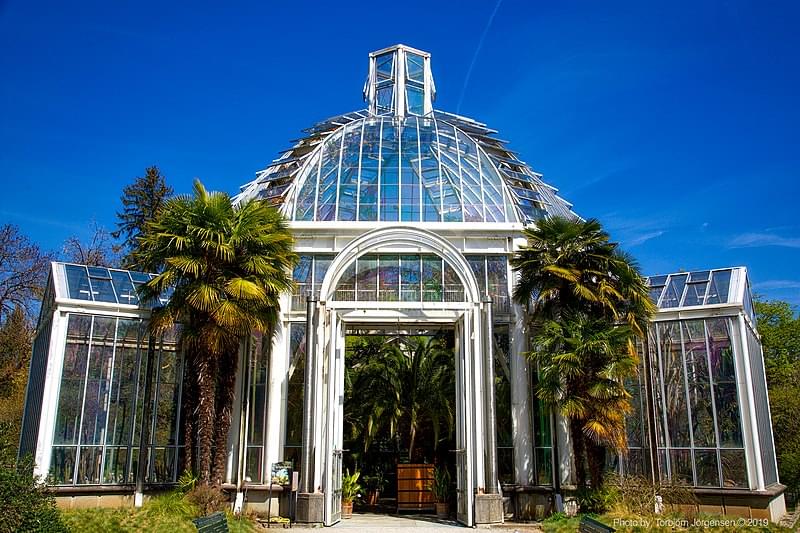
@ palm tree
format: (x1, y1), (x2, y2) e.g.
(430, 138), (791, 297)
(510, 216), (654, 489)
(531, 312), (638, 489)
(137, 179), (296, 485)
(345, 335), (455, 461)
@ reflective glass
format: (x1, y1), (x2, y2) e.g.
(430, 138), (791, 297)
(49, 447), (76, 484)
(720, 449), (747, 487)
(285, 324), (306, 449)
(407, 86), (424, 115)
(466, 256), (486, 296)
(316, 129), (343, 221)
(695, 449), (719, 487)
(110, 270), (138, 305)
(358, 119), (381, 221)
(706, 270), (731, 304)
(376, 85), (394, 112)
(379, 124), (400, 221)
(657, 323), (690, 446)
(378, 255), (399, 302)
(376, 52), (394, 79)
(661, 274), (687, 308)
(400, 255), (420, 301)
(406, 53), (424, 82)
(65, 265), (92, 301)
(669, 449), (693, 485)
(421, 256), (442, 302)
(357, 256), (378, 301)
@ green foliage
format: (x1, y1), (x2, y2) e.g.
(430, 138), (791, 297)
(755, 298), (800, 497)
(137, 179), (297, 484)
(341, 469), (363, 503)
(112, 165), (174, 271)
(0, 307), (33, 449)
(428, 465), (451, 503)
(0, 423), (67, 533)
(344, 335), (455, 461)
(511, 216), (654, 490)
(177, 470), (198, 493)
(143, 491), (199, 519)
(0, 223), (52, 321)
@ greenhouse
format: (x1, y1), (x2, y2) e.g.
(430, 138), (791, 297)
(20, 45), (785, 525)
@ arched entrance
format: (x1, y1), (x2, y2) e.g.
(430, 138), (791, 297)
(297, 227), (501, 526)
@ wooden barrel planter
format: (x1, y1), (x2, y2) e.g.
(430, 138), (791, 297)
(396, 463), (435, 512)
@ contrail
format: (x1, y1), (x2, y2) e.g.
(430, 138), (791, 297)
(456, 0), (504, 113)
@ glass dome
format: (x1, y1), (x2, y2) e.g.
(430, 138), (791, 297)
(234, 45), (576, 224)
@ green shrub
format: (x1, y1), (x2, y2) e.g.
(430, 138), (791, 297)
(143, 491), (199, 520)
(186, 484), (227, 515)
(0, 455), (67, 532)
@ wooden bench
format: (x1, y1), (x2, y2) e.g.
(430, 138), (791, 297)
(192, 511), (229, 533)
(579, 515), (615, 533)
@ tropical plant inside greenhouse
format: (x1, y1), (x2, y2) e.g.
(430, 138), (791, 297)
(511, 216), (655, 492)
(137, 179), (297, 486)
(344, 334), (456, 463)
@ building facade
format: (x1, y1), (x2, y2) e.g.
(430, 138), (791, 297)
(20, 46), (785, 524)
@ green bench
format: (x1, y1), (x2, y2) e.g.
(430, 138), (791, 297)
(579, 515), (615, 533)
(192, 511), (229, 533)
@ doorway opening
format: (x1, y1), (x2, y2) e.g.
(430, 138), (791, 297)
(342, 326), (458, 521)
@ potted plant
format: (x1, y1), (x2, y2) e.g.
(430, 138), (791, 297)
(341, 469), (362, 519)
(363, 471), (386, 506)
(428, 465), (451, 519)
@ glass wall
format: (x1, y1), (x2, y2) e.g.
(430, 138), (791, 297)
(646, 318), (747, 488)
(245, 331), (270, 484)
(283, 323), (307, 469)
(466, 255), (510, 313)
(48, 313), (182, 486)
(530, 368), (554, 486)
(291, 255), (334, 311)
(333, 254), (464, 303)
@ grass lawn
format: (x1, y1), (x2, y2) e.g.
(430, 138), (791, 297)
(61, 492), (257, 533)
(541, 511), (793, 533)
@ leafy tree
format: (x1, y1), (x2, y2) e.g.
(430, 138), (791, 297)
(510, 216), (654, 490)
(0, 307), (33, 449)
(137, 179), (296, 486)
(112, 166), (173, 271)
(62, 219), (118, 267)
(755, 298), (800, 498)
(0, 224), (52, 321)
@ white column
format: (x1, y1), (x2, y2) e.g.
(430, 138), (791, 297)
(312, 303), (327, 492)
(735, 313), (765, 491)
(470, 304), (486, 490)
(34, 310), (68, 481)
(265, 320), (288, 475)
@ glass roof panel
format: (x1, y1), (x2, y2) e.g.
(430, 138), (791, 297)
(706, 270), (732, 304)
(376, 52), (394, 79)
(406, 53), (424, 82)
(65, 265), (92, 301)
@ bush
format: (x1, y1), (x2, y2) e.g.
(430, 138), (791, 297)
(605, 472), (697, 516)
(0, 421), (67, 533)
(186, 484), (227, 515)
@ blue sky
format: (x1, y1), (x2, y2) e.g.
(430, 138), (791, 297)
(1, 1), (799, 304)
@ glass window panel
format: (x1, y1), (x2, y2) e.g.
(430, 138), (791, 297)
(487, 256), (509, 311)
(479, 151), (506, 222)
(400, 255), (420, 301)
(497, 447), (514, 485)
(720, 449), (747, 487)
(48, 447), (76, 485)
(376, 85), (394, 112)
(246, 447), (263, 485)
(312, 255), (334, 297)
(76, 446), (103, 484)
(443, 261), (463, 302)
(103, 447), (129, 484)
(358, 120), (381, 221)
(466, 256), (486, 297)
(714, 382), (743, 447)
(456, 131), (484, 222)
(376, 52), (394, 79)
(418, 121), (441, 222)
(335, 262), (356, 301)
(87, 266), (111, 279)
(706, 270), (731, 304)
(657, 323), (690, 447)
(106, 344), (140, 446)
(293, 256), (312, 304)
(689, 270), (710, 282)
(421, 255), (443, 302)
(535, 448), (553, 486)
(315, 131), (343, 221)
(682, 283), (707, 307)
(80, 345), (113, 445)
(625, 449), (646, 477)
(357, 256), (378, 301)
(285, 324), (306, 450)
(400, 118), (421, 221)
(406, 86), (424, 115)
(406, 52), (424, 82)
(378, 255), (399, 302)
(88, 276), (117, 303)
(689, 383), (716, 447)
(707, 318), (736, 382)
(379, 124), (399, 221)
(65, 265), (92, 301)
(661, 274), (687, 308)
(293, 153), (320, 221)
(695, 449), (720, 487)
(337, 123), (362, 221)
(669, 449), (693, 485)
(110, 270), (138, 305)
(148, 447), (176, 483)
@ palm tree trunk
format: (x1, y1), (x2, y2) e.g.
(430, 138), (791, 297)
(408, 423), (417, 462)
(181, 355), (196, 476)
(569, 418), (587, 490)
(587, 442), (606, 490)
(211, 347), (238, 485)
(196, 346), (217, 484)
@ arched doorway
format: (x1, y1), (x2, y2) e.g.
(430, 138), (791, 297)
(298, 227), (500, 526)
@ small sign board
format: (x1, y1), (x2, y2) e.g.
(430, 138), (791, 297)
(271, 461), (292, 486)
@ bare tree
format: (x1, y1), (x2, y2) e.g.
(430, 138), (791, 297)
(62, 219), (118, 268)
(0, 224), (52, 321)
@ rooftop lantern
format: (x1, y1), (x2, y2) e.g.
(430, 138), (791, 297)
(364, 44), (436, 118)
